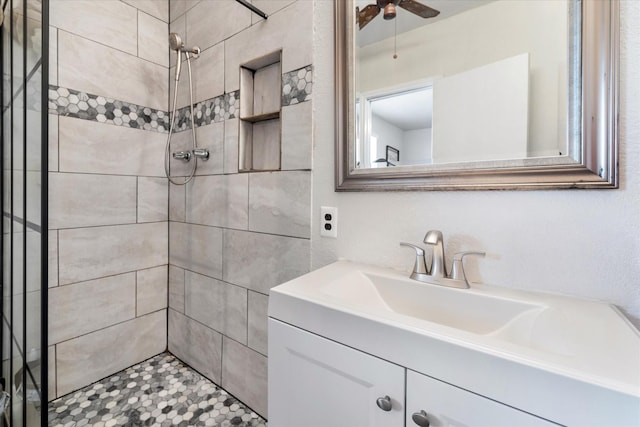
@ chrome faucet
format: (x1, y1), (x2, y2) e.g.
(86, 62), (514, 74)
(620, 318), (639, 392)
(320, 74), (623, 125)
(401, 230), (485, 289)
(423, 230), (446, 278)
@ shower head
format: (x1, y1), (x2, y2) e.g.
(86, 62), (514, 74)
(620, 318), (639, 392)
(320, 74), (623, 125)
(169, 32), (183, 51)
(169, 33), (200, 82)
(169, 33), (185, 82)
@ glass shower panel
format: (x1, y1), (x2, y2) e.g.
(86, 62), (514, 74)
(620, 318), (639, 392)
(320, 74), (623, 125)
(1, 0), (46, 425)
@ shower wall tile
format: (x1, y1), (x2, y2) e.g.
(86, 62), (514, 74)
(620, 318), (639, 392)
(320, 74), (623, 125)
(49, 172), (137, 229)
(169, 265), (185, 313)
(136, 265), (168, 316)
(56, 310), (167, 397)
(223, 229), (310, 294)
(10, 231), (42, 293)
(184, 271), (247, 344)
(222, 337), (268, 418)
(12, 109), (44, 173)
(248, 171), (311, 238)
(224, 118), (239, 174)
(8, 171), (42, 229)
(193, 43), (225, 105)
(58, 116), (166, 177)
(124, 0), (170, 22)
(186, 1), (251, 53)
(48, 230), (58, 288)
(50, 0), (138, 56)
(193, 122), (225, 176)
(49, 27), (58, 85)
(58, 222), (168, 285)
(48, 272), (136, 344)
(169, 13), (186, 69)
(137, 177), (169, 223)
(248, 291), (269, 356)
(169, 59), (194, 111)
(10, 289), (41, 355)
(138, 11), (170, 67)
(58, 31), (167, 111)
(169, 182), (186, 222)
(48, 113), (59, 172)
(224, 0), (312, 93)
(281, 101), (313, 170)
(186, 174), (248, 230)
(249, 0), (296, 25)
(170, 0), (201, 23)
(169, 221), (223, 279)
(48, 346), (56, 401)
(168, 309), (222, 383)
(251, 119), (281, 171)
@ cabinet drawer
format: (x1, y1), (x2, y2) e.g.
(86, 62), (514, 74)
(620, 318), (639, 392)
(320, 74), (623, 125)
(269, 319), (405, 427)
(406, 370), (561, 427)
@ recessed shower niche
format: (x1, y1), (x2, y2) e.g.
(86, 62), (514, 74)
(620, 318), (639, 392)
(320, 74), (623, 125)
(239, 51), (283, 171)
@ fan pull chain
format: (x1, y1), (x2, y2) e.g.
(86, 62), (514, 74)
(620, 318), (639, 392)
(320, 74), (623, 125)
(393, 18), (398, 59)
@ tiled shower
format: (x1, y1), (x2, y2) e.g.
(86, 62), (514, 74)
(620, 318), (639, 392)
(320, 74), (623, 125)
(46, 0), (315, 421)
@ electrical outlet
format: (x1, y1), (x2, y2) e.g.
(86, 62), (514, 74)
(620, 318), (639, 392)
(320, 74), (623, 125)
(320, 206), (338, 238)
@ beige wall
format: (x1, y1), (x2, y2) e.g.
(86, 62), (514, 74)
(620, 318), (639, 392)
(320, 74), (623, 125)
(47, 0), (170, 401)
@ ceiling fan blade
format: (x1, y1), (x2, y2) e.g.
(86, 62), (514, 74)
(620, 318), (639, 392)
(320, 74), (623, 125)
(398, 0), (440, 19)
(358, 4), (380, 29)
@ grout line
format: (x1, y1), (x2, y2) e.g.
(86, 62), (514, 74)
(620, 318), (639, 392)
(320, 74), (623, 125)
(51, 308), (167, 347)
(53, 220), (168, 232)
(134, 270), (138, 318)
(181, 264), (185, 314)
(55, 264), (167, 289)
(136, 10), (140, 59)
(136, 176), (139, 224)
(54, 344), (58, 400)
(55, 28), (168, 70)
(56, 229), (60, 287)
(246, 288), (250, 346)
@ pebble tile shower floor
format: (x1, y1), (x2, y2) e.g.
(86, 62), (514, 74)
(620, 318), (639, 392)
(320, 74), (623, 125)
(48, 353), (267, 426)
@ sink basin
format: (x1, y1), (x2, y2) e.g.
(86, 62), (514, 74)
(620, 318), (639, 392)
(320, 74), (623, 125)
(269, 260), (640, 401)
(320, 271), (544, 335)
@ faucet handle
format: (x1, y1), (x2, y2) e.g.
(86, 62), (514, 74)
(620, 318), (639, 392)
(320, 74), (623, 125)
(400, 243), (429, 277)
(450, 251), (486, 287)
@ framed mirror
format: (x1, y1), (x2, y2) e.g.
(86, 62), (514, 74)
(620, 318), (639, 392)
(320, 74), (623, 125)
(335, 0), (619, 191)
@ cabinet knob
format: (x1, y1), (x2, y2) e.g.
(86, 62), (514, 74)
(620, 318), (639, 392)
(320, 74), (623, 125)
(376, 395), (393, 412)
(411, 410), (430, 427)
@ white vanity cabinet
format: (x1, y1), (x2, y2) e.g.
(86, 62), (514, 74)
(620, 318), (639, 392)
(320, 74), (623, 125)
(269, 319), (557, 427)
(268, 319), (405, 427)
(406, 370), (558, 427)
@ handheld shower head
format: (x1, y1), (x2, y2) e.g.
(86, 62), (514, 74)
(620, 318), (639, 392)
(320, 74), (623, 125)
(169, 33), (183, 82)
(169, 33), (200, 82)
(169, 32), (183, 51)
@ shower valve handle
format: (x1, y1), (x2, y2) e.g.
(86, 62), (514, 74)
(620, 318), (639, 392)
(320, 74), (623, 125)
(173, 151), (192, 162)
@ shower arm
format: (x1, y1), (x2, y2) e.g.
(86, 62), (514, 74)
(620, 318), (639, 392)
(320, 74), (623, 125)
(235, 0), (268, 20)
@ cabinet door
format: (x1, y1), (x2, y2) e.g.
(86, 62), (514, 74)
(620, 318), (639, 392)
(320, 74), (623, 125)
(269, 319), (405, 427)
(406, 370), (561, 427)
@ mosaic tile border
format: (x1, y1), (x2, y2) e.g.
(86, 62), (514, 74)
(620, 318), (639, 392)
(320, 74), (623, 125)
(172, 91), (239, 132)
(48, 85), (171, 133)
(48, 64), (313, 133)
(48, 352), (267, 427)
(282, 65), (313, 106)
